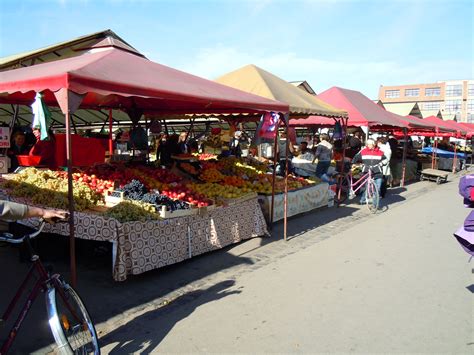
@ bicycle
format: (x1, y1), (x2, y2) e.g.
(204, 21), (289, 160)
(0, 217), (100, 355)
(333, 165), (381, 213)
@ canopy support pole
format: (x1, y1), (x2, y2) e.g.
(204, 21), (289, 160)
(283, 115), (290, 242)
(401, 128), (408, 187)
(452, 137), (458, 173)
(108, 109), (113, 155)
(270, 128), (279, 228)
(54, 89), (84, 288)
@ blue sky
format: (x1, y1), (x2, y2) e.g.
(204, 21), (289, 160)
(0, 0), (472, 99)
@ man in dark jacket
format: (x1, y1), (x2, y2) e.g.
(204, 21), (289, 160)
(352, 139), (388, 204)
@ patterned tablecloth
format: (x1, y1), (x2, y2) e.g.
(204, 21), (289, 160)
(19, 198), (268, 281)
(257, 182), (329, 222)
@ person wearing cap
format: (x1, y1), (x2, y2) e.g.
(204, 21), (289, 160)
(352, 139), (388, 204)
(312, 134), (333, 178)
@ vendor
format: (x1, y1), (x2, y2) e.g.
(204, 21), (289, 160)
(292, 141), (315, 177)
(229, 131), (244, 157)
(312, 134), (333, 178)
(7, 131), (30, 172)
(177, 132), (189, 154)
(29, 129), (57, 169)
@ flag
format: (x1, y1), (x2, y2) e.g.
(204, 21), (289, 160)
(31, 92), (52, 141)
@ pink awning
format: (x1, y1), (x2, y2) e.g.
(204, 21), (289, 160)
(316, 87), (406, 128)
(0, 48), (288, 116)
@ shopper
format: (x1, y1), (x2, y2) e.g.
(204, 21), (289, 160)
(313, 134), (333, 178)
(1, 200), (67, 233)
(377, 137), (392, 197)
(352, 139), (388, 204)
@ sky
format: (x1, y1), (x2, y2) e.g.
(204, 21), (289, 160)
(0, 0), (472, 99)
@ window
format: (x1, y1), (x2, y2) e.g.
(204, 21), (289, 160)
(425, 87), (441, 96)
(385, 90), (400, 98)
(468, 113), (474, 123)
(423, 102), (441, 110)
(445, 100), (462, 112)
(469, 84), (474, 96)
(405, 88), (419, 97)
(446, 84), (462, 97)
(468, 99), (474, 111)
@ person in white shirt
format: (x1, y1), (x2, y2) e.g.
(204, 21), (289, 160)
(377, 137), (392, 197)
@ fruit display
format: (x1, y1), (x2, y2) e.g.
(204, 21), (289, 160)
(199, 168), (225, 183)
(0, 150), (324, 222)
(1, 168), (102, 211)
(195, 153), (217, 160)
(186, 182), (248, 200)
(104, 200), (158, 222)
(179, 162), (200, 176)
(115, 179), (193, 212)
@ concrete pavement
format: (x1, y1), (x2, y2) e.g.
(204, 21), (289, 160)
(1, 174), (472, 353)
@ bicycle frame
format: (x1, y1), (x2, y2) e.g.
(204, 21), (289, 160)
(1, 252), (51, 354)
(348, 169), (373, 196)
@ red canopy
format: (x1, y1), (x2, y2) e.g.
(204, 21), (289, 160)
(315, 87), (406, 128)
(0, 47), (288, 115)
(458, 123), (474, 138)
(423, 116), (462, 136)
(439, 119), (468, 136)
(397, 114), (437, 131)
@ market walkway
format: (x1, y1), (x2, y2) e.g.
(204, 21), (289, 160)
(1, 175), (472, 353)
(99, 175), (472, 354)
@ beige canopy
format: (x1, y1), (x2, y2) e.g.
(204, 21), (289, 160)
(215, 64), (347, 118)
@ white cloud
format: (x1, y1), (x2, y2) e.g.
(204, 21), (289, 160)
(173, 45), (472, 99)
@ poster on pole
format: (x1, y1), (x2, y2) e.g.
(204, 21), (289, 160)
(0, 127), (10, 148)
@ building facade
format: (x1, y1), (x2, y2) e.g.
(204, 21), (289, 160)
(378, 80), (474, 122)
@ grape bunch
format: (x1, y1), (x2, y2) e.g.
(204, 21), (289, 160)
(104, 200), (158, 222)
(141, 193), (190, 212)
(116, 179), (148, 200)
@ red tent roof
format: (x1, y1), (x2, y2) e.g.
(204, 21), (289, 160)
(440, 119), (468, 136)
(316, 87), (406, 128)
(423, 116), (462, 135)
(458, 123), (474, 138)
(400, 115), (438, 131)
(0, 48), (288, 115)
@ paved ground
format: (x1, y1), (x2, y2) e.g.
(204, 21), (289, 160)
(1, 173), (472, 354)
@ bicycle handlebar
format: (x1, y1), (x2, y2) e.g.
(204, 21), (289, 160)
(0, 214), (69, 244)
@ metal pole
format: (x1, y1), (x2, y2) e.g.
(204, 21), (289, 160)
(284, 123), (289, 242)
(401, 128), (408, 187)
(452, 136), (458, 173)
(65, 111), (76, 288)
(431, 131), (436, 169)
(270, 129), (279, 227)
(108, 109), (113, 155)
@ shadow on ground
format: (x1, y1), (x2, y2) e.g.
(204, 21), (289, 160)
(101, 279), (240, 353)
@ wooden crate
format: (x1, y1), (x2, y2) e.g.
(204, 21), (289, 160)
(158, 205), (197, 219)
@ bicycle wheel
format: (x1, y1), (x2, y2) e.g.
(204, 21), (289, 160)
(333, 173), (350, 205)
(46, 278), (100, 355)
(365, 179), (379, 213)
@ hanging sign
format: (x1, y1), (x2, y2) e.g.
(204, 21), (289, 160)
(0, 127), (10, 148)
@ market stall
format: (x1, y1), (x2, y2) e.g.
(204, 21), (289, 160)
(216, 65), (347, 240)
(0, 44), (289, 283)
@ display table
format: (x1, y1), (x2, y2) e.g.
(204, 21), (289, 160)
(257, 182), (329, 222)
(19, 198), (267, 281)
